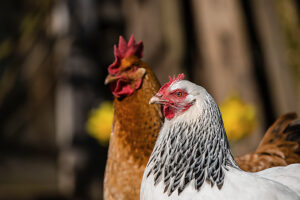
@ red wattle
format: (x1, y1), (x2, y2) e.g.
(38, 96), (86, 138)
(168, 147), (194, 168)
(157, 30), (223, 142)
(163, 105), (175, 120)
(111, 79), (133, 98)
(110, 77), (143, 98)
(163, 101), (194, 120)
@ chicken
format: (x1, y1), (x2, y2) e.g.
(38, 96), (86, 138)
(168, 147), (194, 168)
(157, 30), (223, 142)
(103, 35), (163, 200)
(104, 36), (300, 200)
(141, 74), (300, 200)
(236, 112), (300, 172)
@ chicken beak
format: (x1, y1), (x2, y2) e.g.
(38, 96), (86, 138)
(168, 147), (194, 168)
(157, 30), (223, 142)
(104, 74), (119, 85)
(149, 95), (166, 104)
(149, 96), (160, 104)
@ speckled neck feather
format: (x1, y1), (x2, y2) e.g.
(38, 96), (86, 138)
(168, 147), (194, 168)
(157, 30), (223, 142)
(146, 94), (238, 196)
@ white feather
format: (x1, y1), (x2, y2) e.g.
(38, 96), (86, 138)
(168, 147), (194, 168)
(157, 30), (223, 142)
(141, 167), (300, 200)
(141, 80), (300, 200)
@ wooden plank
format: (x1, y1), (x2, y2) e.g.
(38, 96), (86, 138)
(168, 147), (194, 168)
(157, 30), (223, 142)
(250, 0), (300, 116)
(121, 0), (185, 82)
(191, 0), (265, 155)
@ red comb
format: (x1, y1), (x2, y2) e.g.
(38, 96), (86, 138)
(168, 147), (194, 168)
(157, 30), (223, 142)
(158, 74), (185, 94)
(108, 35), (143, 75)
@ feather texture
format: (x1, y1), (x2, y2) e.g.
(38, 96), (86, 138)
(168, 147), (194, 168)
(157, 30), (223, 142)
(141, 80), (300, 200)
(236, 113), (300, 172)
(104, 45), (163, 200)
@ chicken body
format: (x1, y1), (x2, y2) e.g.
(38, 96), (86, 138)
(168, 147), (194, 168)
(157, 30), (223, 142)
(141, 77), (300, 200)
(103, 36), (162, 200)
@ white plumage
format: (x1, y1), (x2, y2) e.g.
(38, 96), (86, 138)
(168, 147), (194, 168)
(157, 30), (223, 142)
(142, 167), (300, 200)
(141, 79), (300, 200)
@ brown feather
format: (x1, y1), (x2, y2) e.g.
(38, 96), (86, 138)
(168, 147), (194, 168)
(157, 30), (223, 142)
(103, 60), (163, 200)
(236, 113), (300, 172)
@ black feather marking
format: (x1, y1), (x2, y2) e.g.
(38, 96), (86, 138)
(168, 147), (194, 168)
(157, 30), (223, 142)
(145, 95), (238, 196)
(195, 170), (205, 191)
(154, 171), (162, 186)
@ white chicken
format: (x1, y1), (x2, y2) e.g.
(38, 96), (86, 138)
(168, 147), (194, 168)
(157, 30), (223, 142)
(140, 74), (300, 200)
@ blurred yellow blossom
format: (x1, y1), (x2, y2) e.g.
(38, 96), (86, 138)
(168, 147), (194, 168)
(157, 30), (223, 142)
(86, 101), (113, 145)
(220, 94), (257, 141)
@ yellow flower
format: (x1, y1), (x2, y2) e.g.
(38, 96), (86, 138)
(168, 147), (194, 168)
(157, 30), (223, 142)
(86, 101), (114, 145)
(220, 94), (257, 141)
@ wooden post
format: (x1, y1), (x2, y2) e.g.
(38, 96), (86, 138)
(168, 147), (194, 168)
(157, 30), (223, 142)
(191, 0), (265, 155)
(121, 0), (186, 82)
(250, 0), (300, 116)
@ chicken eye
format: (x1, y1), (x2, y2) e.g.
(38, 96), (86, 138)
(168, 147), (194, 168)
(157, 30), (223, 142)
(176, 92), (183, 97)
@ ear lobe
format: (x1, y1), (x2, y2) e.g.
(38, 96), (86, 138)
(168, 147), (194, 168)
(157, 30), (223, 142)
(135, 68), (146, 78)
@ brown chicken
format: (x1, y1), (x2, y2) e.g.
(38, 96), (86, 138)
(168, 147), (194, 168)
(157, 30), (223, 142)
(103, 35), (163, 200)
(104, 35), (300, 200)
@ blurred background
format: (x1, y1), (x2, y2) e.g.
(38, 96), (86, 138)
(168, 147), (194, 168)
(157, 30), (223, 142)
(0, 0), (299, 199)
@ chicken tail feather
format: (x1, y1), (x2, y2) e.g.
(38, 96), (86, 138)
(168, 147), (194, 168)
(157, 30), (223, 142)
(257, 113), (300, 163)
(236, 113), (300, 172)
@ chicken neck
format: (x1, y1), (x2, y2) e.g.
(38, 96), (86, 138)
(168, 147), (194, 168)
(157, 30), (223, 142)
(145, 94), (238, 196)
(112, 63), (163, 166)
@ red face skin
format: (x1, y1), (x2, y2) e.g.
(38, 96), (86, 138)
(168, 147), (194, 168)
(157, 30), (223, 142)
(109, 65), (143, 98)
(157, 88), (193, 120)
